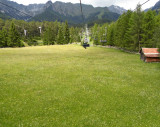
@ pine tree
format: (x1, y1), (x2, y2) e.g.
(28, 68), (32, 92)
(0, 19), (5, 30)
(0, 28), (8, 48)
(56, 26), (64, 45)
(114, 14), (127, 47)
(92, 24), (100, 45)
(98, 25), (107, 46)
(43, 26), (55, 45)
(98, 27), (104, 45)
(8, 22), (21, 47)
(132, 4), (144, 51)
(122, 5), (144, 51)
(94, 32), (99, 45)
(64, 21), (70, 44)
(141, 10), (156, 47)
(153, 14), (160, 48)
(2, 28), (8, 47)
(53, 20), (61, 36)
(70, 27), (75, 43)
(0, 30), (3, 48)
(152, 27), (160, 48)
(123, 11), (134, 50)
(107, 23), (115, 46)
(123, 16), (134, 50)
(92, 23), (98, 45)
(119, 10), (132, 48)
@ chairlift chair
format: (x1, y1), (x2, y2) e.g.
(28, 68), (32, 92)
(83, 43), (90, 49)
(83, 38), (90, 49)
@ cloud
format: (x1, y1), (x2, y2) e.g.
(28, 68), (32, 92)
(12, 0), (159, 10)
(81, 0), (159, 10)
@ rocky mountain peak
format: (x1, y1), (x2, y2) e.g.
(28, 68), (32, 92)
(108, 5), (127, 15)
(46, 1), (53, 6)
(152, 0), (160, 10)
(44, 0), (53, 10)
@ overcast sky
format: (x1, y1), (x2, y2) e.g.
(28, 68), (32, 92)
(11, 0), (159, 10)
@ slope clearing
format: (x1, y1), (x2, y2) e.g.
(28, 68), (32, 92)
(0, 45), (159, 126)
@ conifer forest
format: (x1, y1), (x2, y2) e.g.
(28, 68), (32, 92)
(91, 5), (160, 51)
(0, 20), (80, 48)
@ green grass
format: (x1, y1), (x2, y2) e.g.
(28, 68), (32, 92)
(0, 45), (160, 127)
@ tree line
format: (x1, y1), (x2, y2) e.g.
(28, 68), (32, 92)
(91, 5), (160, 51)
(0, 19), (81, 48)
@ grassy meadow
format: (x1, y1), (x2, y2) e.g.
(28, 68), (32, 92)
(0, 45), (160, 127)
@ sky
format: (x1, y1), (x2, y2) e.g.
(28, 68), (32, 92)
(11, 0), (160, 10)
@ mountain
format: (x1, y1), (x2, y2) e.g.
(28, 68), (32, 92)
(0, 0), (45, 20)
(144, 7), (152, 12)
(152, 0), (160, 11)
(108, 5), (127, 15)
(25, 4), (45, 16)
(0, 0), (121, 24)
(31, 1), (120, 24)
(0, 11), (10, 19)
(145, 0), (160, 12)
(31, 4), (65, 22)
(0, 0), (28, 20)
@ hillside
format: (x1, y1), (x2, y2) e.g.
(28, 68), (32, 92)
(0, 11), (10, 19)
(31, 5), (64, 22)
(0, 45), (159, 126)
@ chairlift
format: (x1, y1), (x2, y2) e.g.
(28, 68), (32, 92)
(83, 43), (90, 49)
(83, 37), (90, 49)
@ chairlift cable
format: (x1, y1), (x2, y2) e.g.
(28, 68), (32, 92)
(132, 0), (151, 11)
(141, 0), (150, 7)
(79, 0), (85, 22)
(117, 0), (151, 21)
(79, 0), (90, 48)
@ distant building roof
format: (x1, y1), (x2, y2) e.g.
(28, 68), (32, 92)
(140, 48), (160, 58)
